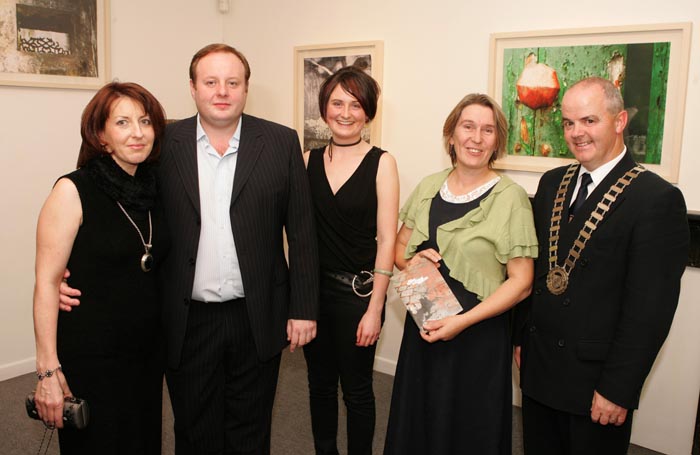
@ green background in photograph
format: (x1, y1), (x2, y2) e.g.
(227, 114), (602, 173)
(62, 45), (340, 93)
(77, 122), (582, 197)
(501, 42), (670, 164)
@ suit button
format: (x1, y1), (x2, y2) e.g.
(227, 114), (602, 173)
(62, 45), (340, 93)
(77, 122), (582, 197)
(183, 298), (190, 306)
(581, 259), (589, 267)
(562, 298), (570, 306)
(534, 288), (542, 295)
(188, 257), (196, 265)
(557, 339), (565, 347)
(529, 326), (537, 333)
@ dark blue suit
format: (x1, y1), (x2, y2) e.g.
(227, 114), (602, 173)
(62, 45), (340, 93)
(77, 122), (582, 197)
(516, 152), (688, 454)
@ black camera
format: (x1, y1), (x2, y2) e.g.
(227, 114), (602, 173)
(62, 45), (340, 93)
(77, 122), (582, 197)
(26, 393), (90, 430)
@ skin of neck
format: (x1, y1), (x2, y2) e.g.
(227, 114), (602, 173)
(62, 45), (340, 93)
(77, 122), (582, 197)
(451, 162), (496, 185)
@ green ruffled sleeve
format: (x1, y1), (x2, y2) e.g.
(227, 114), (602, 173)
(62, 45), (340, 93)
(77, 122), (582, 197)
(399, 184), (420, 229)
(494, 189), (539, 263)
(399, 170), (450, 259)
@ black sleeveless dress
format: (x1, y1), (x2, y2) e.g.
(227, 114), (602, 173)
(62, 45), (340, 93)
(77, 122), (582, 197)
(56, 167), (164, 454)
(384, 189), (512, 455)
(309, 146), (385, 273)
(303, 146), (386, 455)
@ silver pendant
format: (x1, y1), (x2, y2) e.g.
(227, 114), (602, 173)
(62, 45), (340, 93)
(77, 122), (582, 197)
(546, 266), (568, 295)
(141, 252), (153, 272)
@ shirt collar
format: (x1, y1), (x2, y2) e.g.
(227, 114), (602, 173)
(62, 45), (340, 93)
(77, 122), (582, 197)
(195, 114), (242, 150)
(579, 146), (627, 187)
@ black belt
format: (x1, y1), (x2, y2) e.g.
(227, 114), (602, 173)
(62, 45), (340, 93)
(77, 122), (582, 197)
(321, 270), (356, 287)
(321, 270), (374, 297)
(190, 298), (245, 305)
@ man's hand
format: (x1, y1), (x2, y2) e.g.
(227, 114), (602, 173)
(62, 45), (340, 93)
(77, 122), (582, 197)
(287, 319), (317, 352)
(58, 269), (81, 312)
(591, 390), (628, 426)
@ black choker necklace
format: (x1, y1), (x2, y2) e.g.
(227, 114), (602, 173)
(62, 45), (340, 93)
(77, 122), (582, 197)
(328, 137), (362, 161)
(330, 137), (362, 147)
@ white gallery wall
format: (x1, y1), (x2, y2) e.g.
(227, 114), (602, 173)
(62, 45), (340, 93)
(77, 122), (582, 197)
(0, 0), (698, 453)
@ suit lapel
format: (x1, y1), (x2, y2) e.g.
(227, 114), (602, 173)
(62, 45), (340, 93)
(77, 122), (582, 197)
(170, 116), (201, 215)
(231, 114), (264, 206)
(563, 152), (637, 239)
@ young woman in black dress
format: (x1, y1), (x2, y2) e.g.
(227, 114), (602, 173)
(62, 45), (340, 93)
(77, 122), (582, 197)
(302, 66), (399, 455)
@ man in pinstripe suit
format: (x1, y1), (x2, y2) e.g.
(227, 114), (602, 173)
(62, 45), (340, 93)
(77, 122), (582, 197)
(62, 43), (320, 455)
(158, 44), (320, 454)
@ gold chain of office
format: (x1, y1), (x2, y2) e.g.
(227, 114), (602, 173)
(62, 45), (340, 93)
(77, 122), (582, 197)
(546, 163), (646, 295)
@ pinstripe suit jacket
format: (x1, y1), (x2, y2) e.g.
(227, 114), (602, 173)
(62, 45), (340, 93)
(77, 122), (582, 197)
(157, 114), (320, 369)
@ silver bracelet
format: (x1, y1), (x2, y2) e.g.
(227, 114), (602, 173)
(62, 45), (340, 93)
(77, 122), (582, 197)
(37, 365), (62, 381)
(373, 268), (394, 277)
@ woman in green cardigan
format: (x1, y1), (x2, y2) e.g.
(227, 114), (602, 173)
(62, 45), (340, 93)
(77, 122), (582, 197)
(384, 93), (537, 455)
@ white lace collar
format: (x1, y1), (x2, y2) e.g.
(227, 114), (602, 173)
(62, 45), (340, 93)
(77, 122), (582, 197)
(439, 176), (501, 204)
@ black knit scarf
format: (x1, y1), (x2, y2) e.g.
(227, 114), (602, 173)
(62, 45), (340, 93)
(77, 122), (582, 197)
(85, 155), (157, 211)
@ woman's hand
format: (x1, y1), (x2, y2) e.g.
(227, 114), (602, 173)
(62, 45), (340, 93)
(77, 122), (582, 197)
(420, 257), (534, 344)
(34, 370), (72, 429)
(356, 310), (382, 347)
(420, 314), (468, 342)
(407, 248), (442, 267)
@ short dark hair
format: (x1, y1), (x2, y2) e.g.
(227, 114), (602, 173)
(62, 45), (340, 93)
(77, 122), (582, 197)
(77, 82), (166, 168)
(442, 93), (508, 167)
(318, 66), (380, 122)
(189, 43), (251, 85)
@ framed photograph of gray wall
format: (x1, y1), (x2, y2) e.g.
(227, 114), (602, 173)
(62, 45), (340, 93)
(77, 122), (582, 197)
(0, 0), (110, 89)
(294, 41), (383, 152)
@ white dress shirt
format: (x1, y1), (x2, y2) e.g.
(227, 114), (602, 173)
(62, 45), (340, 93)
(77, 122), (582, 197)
(191, 115), (245, 302)
(569, 147), (627, 207)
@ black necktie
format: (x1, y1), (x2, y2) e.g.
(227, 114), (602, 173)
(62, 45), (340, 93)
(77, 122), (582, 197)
(570, 172), (592, 217)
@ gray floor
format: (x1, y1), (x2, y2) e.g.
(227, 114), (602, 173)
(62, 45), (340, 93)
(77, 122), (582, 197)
(0, 350), (670, 454)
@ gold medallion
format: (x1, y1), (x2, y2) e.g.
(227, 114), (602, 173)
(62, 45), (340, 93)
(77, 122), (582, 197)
(546, 266), (569, 295)
(544, 165), (644, 297)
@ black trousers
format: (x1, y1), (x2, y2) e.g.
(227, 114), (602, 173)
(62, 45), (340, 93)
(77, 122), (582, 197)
(166, 299), (281, 455)
(303, 280), (382, 455)
(522, 394), (633, 455)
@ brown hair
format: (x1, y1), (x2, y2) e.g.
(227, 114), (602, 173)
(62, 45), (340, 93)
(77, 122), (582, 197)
(189, 43), (251, 84)
(318, 66), (380, 122)
(442, 93), (508, 167)
(77, 82), (166, 168)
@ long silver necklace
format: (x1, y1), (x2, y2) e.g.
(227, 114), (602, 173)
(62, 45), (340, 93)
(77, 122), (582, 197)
(116, 201), (153, 272)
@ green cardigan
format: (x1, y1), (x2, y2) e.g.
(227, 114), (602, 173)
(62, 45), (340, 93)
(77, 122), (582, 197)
(400, 169), (538, 301)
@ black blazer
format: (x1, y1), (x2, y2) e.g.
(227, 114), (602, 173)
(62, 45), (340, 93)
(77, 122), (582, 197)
(157, 114), (320, 369)
(516, 152), (689, 415)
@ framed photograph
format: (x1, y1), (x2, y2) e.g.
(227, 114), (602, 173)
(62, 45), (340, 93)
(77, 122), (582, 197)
(0, 0), (110, 90)
(489, 23), (691, 182)
(294, 41), (383, 152)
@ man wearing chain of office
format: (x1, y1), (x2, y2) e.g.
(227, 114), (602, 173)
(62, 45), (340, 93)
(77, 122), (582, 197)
(513, 76), (689, 454)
